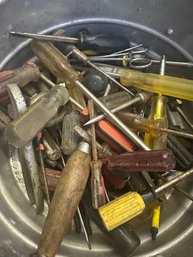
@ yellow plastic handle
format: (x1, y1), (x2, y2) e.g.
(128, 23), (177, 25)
(120, 70), (193, 101)
(99, 192), (145, 231)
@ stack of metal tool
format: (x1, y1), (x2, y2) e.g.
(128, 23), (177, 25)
(1, 29), (193, 257)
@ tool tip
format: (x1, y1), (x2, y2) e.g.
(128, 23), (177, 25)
(88, 243), (92, 250)
(83, 121), (91, 126)
(151, 227), (158, 240)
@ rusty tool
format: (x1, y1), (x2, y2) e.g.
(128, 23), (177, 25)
(88, 100), (106, 209)
(36, 132), (51, 206)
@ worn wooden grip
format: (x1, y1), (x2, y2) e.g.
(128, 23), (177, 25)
(37, 149), (90, 257)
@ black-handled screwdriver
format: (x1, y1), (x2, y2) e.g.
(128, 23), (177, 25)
(9, 30), (130, 54)
(77, 29), (130, 54)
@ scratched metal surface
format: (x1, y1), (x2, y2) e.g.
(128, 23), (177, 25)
(0, 1), (193, 256)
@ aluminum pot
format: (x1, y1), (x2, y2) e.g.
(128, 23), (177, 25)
(0, 1), (193, 256)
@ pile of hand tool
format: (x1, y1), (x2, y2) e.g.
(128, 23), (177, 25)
(1, 29), (193, 257)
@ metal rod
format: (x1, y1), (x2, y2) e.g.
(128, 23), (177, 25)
(161, 127), (193, 140)
(40, 73), (84, 111)
(155, 167), (193, 194)
(103, 83), (111, 97)
(77, 207), (92, 250)
(84, 96), (142, 126)
(93, 44), (143, 58)
(75, 80), (149, 150)
(159, 175), (193, 201)
(39, 147), (51, 206)
(9, 31), (79, 43)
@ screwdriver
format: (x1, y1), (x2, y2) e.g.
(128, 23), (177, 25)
(97, 64), (193, 101)
(144, 56), (167, 240)
(4, 83), (69, 147)
(59, 136), (92, 250)
(88, 100), (106, 209)
(144, 56), (168, 148)
(116, 112), (193, 140)
(82, 187), (141, 256)
(98, 166), (193, 231)
(30, 141), (91, 257)
(97, 120), (156, 194)
(10, 29), (130, 54)
(84, 91), (150, 126)
(105, 149), (176, 176)
(0, 62), (40, 101)
(38, 166), (92, 249)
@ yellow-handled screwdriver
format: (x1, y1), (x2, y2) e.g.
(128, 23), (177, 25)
(144, 56), (167, 239)
(98, 166), (193, 231)
(97, 64), (193, 101)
